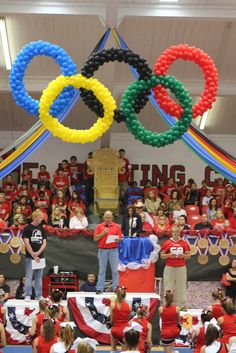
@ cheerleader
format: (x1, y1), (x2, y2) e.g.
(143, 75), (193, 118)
(132, 305), (152, 353)
(208, 288), (224, 320)
(72, 337), (98, 353)
(191, 310), (213, 353)
(123, 322), (143, 353)
(29, 298), (47, 337)
(33, 319), (58, 353)
(0, 321), (6, 353)
(50, 289), (70, 322)
(218, 297), (236, 344)
(50, 322), (76, 353)
(159, 291), (181, 353)
(200, 322), (227, 353)
(110, 286), (131, 353)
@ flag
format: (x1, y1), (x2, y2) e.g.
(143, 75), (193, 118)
(68, 294), (159, 343)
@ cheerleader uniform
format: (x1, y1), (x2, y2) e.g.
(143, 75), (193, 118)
(51, 341), (75, 353)
(220, 314), (236, 343)
(36, 312), (46, 336)
(205, 341), (227, 353)
(194, 326), (205, 353)
(133, 317), (149, 353)
(211, 303), (223, 320)
(111, 301), (130, 341)
(160, 305), (180, 345)
(37, 336), (57, 353)
(58, 304), (66, 322)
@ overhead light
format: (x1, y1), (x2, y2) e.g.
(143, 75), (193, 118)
(0, 18), (12, 70)
(159, 0), (179, 2)
(199, 110), (209, 130)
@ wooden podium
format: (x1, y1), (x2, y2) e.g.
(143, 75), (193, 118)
(87, 148), (125, 214)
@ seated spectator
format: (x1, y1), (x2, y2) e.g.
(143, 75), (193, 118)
(224, 219), (234, 232)
(198, 180), (209, 198)
(52, 167), (69, 193)
(33, 191), (49, 214)
(0, 274), (10, 304)
(52, 190), (68, 215)
(172, 202), (187, 223)
(168, 189), (183, 212)
(80, 272), (97, 292)
(16, 180), (34, 200)
(212, 177), (225, 203)
(159, 201), (170, 218)
(183, 178), (195, 197)
(2, 174), (17, 192)
(177, 215), (190, 231)
(34, 183), (51, 200)
(0, 192), (11, 224)
(185, 182), (200, 206)
(60, 159), (71, 180)
(49, 206), (68, 228)
(223, 198), (236, 220)
(140, 212), (153, 237)
(121, 205), (142, 237)
(163, 178), (177, 197)
(154, 215), (170, 237)
(194, 214), (213, 231)
(37, 164), (50, 188)
(143, 179), (152, 190)
(69, 208), (88, 230)
(144, 190), (161, 215)
(68, 191), (86, 215)
(17, 195), (32, 221)
(229, 208), (236, 230)
(207, 198), (218, 221)
(212, 209), (225, 231)
(134, 201), (154, 227)
(4, 183), (16, 204)
(15, 276), (35, 300)
(10, 214), (26, 230)
(157, 180), (166, 199)
(202, 189), (213, 206)
(126, 181), (143, 205)
(21, 167), (32, 184)
(224, 184), (234, 204)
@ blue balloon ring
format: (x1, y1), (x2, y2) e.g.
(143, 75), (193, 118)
(9, 40), (77, 117)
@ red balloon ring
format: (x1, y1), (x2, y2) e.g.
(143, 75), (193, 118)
(153, 44), (218, 118)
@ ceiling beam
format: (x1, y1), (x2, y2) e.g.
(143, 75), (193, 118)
(1, 76), (236, 96)
(118, 4), (236, 21)
(0, 0), (104, 16)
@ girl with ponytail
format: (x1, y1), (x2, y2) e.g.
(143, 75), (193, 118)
(110, 286), (131, 353)
(209, 288), (224, 319)
(191, 310), (213, 353)
(132, 305), (152, 353)
(33, 319), (58, 353)
(50, 322), (75, 353)
(159, 291), (181, 353)
(218, 297), (236, 343)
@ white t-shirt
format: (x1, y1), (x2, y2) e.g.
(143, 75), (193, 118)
(52, 341), (71, 353)
(69, 216), (88, 230)
(205, 341), (221, 353)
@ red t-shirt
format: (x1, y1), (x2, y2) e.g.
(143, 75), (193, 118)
(5, 190), (16, 203)
(118, 157), (129, 182)
(212, 219), (225, 231)
(140, 222), (153, 237)
(94, 222), (122, 249)
(229, 216), (236, 230)
(163, 185), (176, 196)
(161, 238), (190, 267)
(154, 224), (171, 237)
(38, 171), (50, 182)
(52, 176), (69, 190)
(21, 171), (32, 183)
(0, 202), (11, 220)
(2, 181), (17, 192)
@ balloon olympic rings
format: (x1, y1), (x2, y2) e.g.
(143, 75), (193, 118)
(9, 41), (219, 147)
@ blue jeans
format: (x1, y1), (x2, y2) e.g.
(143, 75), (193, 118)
(96, 248), (119, 291)
(25, 257), (43, 299)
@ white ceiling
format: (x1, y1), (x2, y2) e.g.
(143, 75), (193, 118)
(0, 0), (236, 136)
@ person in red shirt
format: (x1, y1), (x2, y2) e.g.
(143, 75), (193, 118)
(224, 184), (234, 204)
(69, 155), (82, 186)
(60, 160), (71, 180)
(161, 225), (191, 309)
(0, 192), (11, 223)
(16, 181), (34, 200)
(21, 167), (32, 184)
(4, 184), (16, 204)
(218, 297), (236, 344)
(212, 178), (225, 206)
(159, 290), (180, 353)
(68, 191), (86, 216)
(162, 178), (177, 198)
(118, 149), (130, 192)
(34, 184), (51, 200)
(154, 215), (171, 237)
(94, 210), (123, 294)
(110, 287), (131, 351)
(18, 195), (32, 221)
(192, 310), (213, 353)
(2, 174), (17, 192)
(34, 191), (50, 214)
(38, 165), (50, 188)
(200, 324), (227, 353)
(199, 180), (209, 199)
(140, 212), (153, 237)
(33, 319), (58, 353)
(52, 168), (69, 193)
(229, 208), (236, 230)
(212, 209), (225, 231)
(208, 288), (224, 320)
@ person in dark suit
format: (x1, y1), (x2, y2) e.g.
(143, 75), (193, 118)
(122, 205), (142, 237)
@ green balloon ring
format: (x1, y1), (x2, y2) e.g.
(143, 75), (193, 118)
(121, 75), (193, 148)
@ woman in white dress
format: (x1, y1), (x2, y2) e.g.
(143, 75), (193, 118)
(69, 208), (88, 230)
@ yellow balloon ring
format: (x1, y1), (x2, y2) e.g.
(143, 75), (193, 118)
(39, 74), (116, 143)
